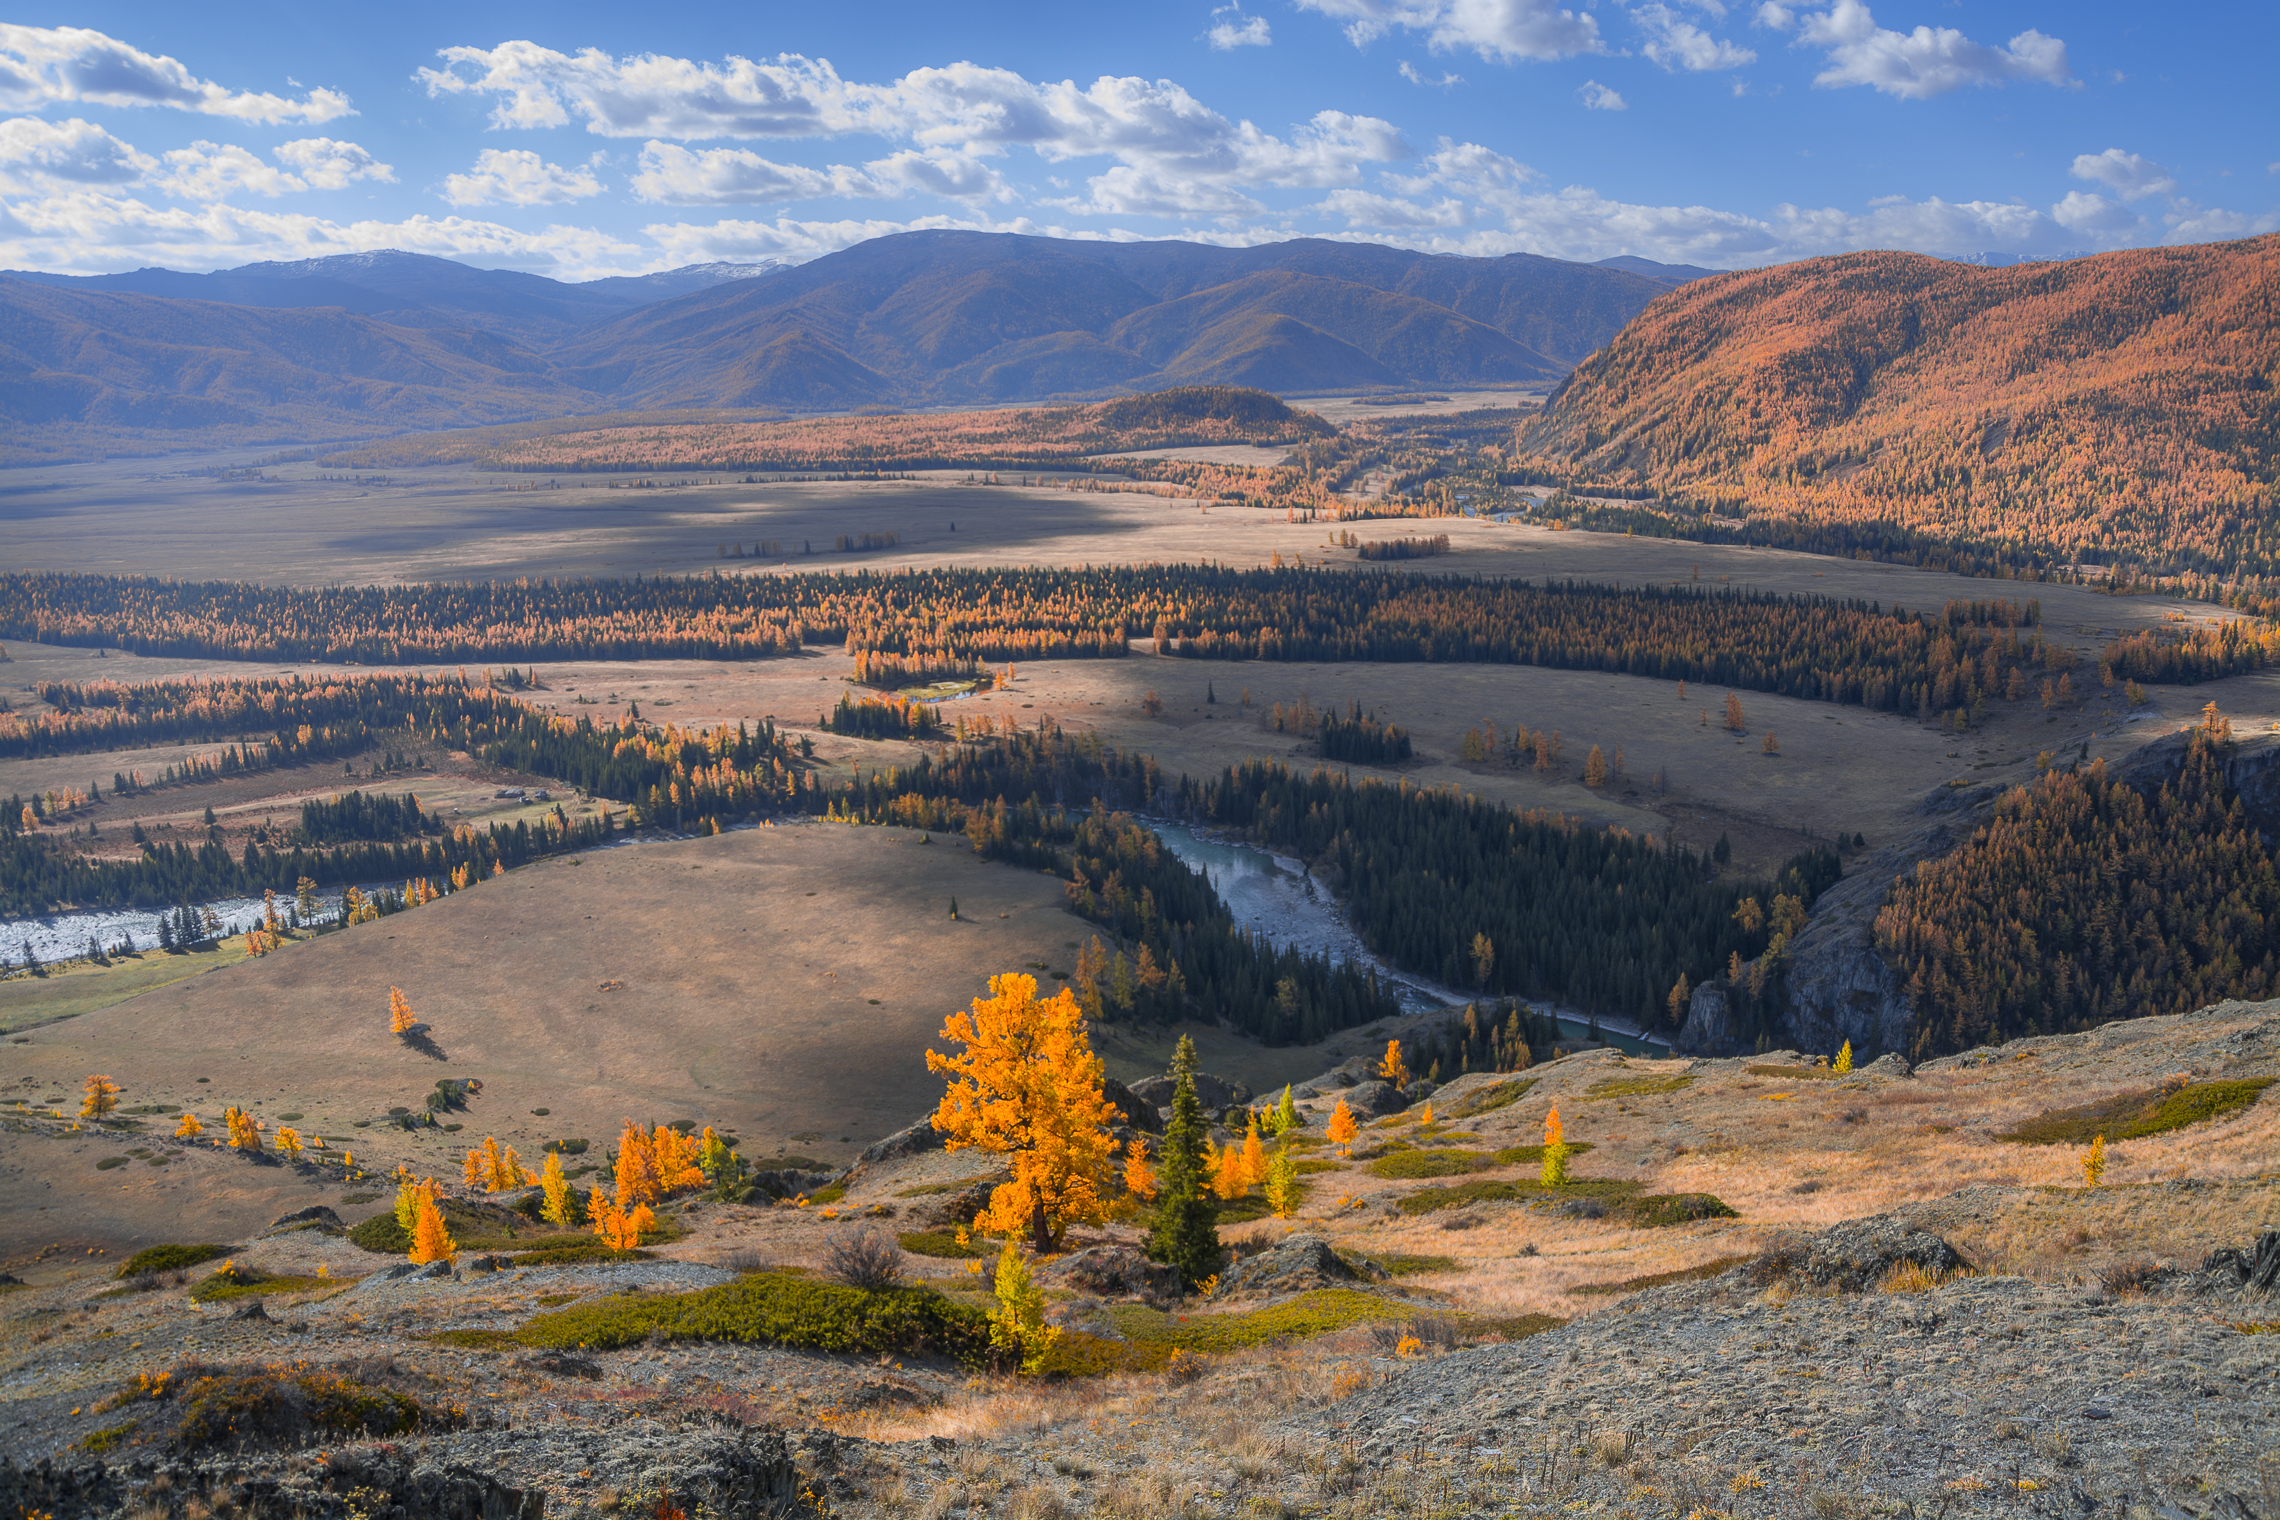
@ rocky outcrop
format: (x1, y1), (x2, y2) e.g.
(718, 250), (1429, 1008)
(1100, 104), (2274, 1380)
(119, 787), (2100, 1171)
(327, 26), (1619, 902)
(1037, 1244), (1180, 1305)
(1129, 1071), (1252, 1112)
(1099, 1076), (1160, 1134)
(1676, 982), (1737, 1056)
(1751, 1217), (1971, 1293)
(1215, 1235), (1366, 1300)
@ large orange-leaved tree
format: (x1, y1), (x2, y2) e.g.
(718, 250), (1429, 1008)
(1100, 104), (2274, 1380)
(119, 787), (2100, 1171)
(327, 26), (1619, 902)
(927, 972), (1118, 1253)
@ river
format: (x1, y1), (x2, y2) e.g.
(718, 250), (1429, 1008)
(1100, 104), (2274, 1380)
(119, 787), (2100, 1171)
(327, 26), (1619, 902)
(1149, 821), (1668, 1054)
(0, 886), (380, 966)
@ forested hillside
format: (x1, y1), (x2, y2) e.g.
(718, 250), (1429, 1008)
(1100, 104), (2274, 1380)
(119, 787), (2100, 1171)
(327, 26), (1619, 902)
(1520, 236), (2279, 584)
(1877, 727), (2280, 1059)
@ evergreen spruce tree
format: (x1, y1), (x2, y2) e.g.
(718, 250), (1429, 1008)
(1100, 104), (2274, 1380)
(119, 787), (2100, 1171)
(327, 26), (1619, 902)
(1144, 1034), (1220, 1289)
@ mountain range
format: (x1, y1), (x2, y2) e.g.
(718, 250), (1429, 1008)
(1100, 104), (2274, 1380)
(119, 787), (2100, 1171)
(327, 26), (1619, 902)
(1520, 233), (2280, 581)
(0, 235), (1702, 457)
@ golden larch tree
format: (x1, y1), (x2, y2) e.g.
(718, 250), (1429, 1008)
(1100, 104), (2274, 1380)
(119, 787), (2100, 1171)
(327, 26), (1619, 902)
(614, 1121), (664, 1210)
(540, 1150), (580, 1227)
(1725, 694), (1746, 732)
(175, 1111), (203, 1139)
(409, 1193), (456, 1265)
(1377, 1039), (1409, 1089)
(79, 1075), (121, 1120)
(388, 986), (417, 1036)
(1237, 1115), (1268, 1191)
(1326, 1097), (1358, 1157)
(1542, 1105), (1570, 1186)
(1122, 1136), (1157, 1200)
(928, 973), (1118, 1252)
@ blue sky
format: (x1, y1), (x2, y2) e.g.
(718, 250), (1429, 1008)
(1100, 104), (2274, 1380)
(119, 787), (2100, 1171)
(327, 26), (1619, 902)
(2, 0), (2271, 279)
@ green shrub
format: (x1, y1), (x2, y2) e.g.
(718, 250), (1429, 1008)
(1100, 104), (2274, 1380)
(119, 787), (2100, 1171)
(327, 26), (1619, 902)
(544, 1138), (589, 1155)
(1586, 1074), (1696, 1099)
(1397, 1177), (1639, 1215)
(2001, 1078), (2276, 1145)
(1347, 1251), (1459, 1277)
(1443, 1078), (1536, 1119)
(1105, 1289), (1401, 1353)
(894, 1182), (969, 1197)
(1292, 1159), (1345, 1176)
(79, 1422), (138, 1453)
(803, 1184), (848, 1205)
(899, 1230), (986, 1259)
(1620, 1193), (1737, 1227)
(115, 1243), (227, 1279)
(1570, 1256), (1753, 1296)
(1366, 1148), (1489, 1180)
(96, 1156), (128, 1170)
(188, 1266), (332, 1303)
(1488, 1142), (1596, 1166)
(349, 1214), (411, 1254)
(514, 1272), (992, 1365)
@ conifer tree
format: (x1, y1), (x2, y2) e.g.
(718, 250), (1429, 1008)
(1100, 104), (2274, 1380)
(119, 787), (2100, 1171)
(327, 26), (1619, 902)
(223, 1105), (261, 1151)
(1378, 1039), (1409, 1089)
(2080, 1133), (2106, 1188)
(1265, 1142), (1300, 1220)
(1834, 1040), (1853, 1074)
(988, 1240), (1059, 1374)
(1238, 1114), (1267, 1190)
(409, 1193), (456, 1265)
(296, 876), (319, 918)
(1326, 1096), (1358, 1157)
(175, 1111), (203, 1139)
(1725, 694), (1746, 732)
(1272, 1084), (1297, 1137)
(1541, 1105), (1570, 1186)
(79, 1074), (120, 1120)
(927, 972), (1118, 1252)
(275, 1126), (303, 1158)
(1122, 1136), (1157, 1200)
(615, 1120), (664, 1210)
(540, 1149), (579, 1227)
(388, 986), (416, 1036)
(1144, 1033), (1221, 1289)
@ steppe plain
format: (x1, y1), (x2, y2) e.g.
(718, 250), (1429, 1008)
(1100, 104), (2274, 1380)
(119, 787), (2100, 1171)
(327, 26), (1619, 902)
(0, 422), (2275, 1518)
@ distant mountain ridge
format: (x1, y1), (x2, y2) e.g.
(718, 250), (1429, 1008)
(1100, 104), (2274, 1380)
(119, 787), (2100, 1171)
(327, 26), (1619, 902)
(1519, 235), (2280, 582)
(0, 234), (1683, 458)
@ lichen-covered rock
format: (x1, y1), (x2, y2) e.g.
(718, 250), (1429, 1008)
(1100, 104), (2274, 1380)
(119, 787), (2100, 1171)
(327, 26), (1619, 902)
(1037, 1244), (1180, 1304)
(1340, 1080), (1406, 1119)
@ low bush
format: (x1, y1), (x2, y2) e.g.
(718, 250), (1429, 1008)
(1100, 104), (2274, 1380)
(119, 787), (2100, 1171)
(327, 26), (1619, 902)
(79, 1422), (137, 1454)
(1397, 1177), (1639, 1215)
(1746, 1064), (1841, 1081)
(1441, 1078), (1536, 1119)
(824, 1225), (904, 1289)
(1587, 1074), (1695, 1099)
(502, 1241), (651, 1267)
(115, 1244), (227, 1279)
(1488, 1142), (1596, 1166)
(514, 1272), (992, 1366)
(187, 1264), (333, 1303)
(1361, 1252), (1460, 1277)
(349, 1213), (411, 1253)
(2001, 1077), (2276, 1145)
(1366, 1148), (1489, 1180)
(898, 1229), (986, 1259)
(173, 1366), (426, 1449)
(1621, 1193), (1738, 1227)
(1570, 1256), (1754, 1296)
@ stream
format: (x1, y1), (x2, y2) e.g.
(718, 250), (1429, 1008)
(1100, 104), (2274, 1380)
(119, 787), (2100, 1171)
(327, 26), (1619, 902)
(0, 887), (380, 966)
(1150, 821), (1668, 1054)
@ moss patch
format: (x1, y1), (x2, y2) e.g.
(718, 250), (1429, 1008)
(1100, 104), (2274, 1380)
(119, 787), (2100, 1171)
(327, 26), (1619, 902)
(1397, 1177), (1640, 1215)
(502, 1242), (650, 1267)
(894, 1182), (970, 1198)
(515, 1272), (991, 1365)
(187, 1264), (332, 1303)
(115, 1243), (227, 1279)
(1747, 1064), (1839, 1081)
(1442, 1078), (1536, 1119)
(2000, 1078), (2276, 1146)
(80, 1421), (139, 1453)
(1586, 1074), (1696, 1099)
(1351, 1252), (1459, 1277)
(1366, 1148), (1490, 1180)
(1623, 1193), (1739, 1227)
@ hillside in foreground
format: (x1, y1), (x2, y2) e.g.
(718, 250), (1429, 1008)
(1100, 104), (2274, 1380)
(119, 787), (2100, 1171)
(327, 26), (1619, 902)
(1519, 235), (2280, 583)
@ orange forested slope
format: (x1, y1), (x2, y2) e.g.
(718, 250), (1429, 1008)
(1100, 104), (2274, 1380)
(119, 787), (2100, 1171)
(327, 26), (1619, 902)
(1520, 236), (2279, 580)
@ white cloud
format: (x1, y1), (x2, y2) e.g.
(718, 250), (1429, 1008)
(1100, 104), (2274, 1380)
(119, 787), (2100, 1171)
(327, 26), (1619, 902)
(1793, 1), (2071, 99)
(1753, 1), (1794, 27)
(1291, 0), (1604, 62)
(2050, 190), (2137, 236)
(1398, 61), (1465, 86)
(1635, 4), (1757, 71)
(0, 188), (645, 279)
(0, 115), (153, 187)
(441, 148), (605, 208)
(1207, 8), (1274, 49)
(154, 141), (307, 200)
(1578, 79), (1629, 109)
(629, 142), (1007, 204)
(272, 138), (394, 191)
(0, 24), (351, 124)
(419, 44), (1409, 218)
(2069, 147), (2175, 202)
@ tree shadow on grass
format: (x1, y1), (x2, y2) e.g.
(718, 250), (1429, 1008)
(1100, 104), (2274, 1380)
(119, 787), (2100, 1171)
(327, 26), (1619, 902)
(398, 1027), (447, 1062)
